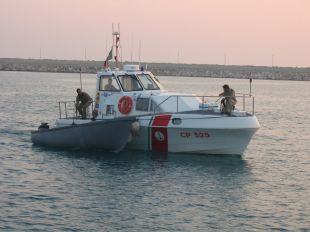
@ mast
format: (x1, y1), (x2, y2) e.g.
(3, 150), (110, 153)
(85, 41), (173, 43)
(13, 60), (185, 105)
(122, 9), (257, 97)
(112, 23), (121, 68)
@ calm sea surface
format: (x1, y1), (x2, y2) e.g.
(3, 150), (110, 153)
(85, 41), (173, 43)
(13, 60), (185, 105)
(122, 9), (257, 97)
(0, 71), (309, 231)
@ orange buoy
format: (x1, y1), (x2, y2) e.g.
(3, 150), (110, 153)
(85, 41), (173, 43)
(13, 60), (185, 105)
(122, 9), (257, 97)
(118, 96), (133, 114)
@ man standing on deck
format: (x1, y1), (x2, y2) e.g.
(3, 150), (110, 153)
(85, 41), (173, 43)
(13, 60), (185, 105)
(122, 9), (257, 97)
(76, 88), (92, 119)
(219, 84), (237, 114)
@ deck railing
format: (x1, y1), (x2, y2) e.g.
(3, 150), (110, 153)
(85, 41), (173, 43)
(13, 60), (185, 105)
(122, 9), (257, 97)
(58, 101), (94, 119)
(152, 94), (255, 115)
(57, 93), (255, 119)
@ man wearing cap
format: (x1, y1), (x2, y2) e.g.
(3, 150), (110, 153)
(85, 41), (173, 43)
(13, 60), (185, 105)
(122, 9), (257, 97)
(219, 84), (237, 114)
(76, 88), (92, 119)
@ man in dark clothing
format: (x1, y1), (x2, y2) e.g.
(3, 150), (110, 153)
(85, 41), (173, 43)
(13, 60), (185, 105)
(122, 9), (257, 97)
(76, 88), (92, 119)
(219, 84), (237, 114)
(104, 77), (118, 91)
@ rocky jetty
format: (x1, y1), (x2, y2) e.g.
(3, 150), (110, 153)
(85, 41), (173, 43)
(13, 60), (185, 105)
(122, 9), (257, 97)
(0, 58), (309, 81)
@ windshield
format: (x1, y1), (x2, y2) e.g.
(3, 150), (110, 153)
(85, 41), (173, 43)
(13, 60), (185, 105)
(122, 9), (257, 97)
(137, 74), (160, 90)
(99, 76), (121, 91)
(118, 75), (143, 92)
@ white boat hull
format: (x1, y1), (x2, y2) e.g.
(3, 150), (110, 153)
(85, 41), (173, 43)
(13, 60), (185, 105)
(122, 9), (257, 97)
(167, 128), (257, 155)
(127, 113), (260, 155)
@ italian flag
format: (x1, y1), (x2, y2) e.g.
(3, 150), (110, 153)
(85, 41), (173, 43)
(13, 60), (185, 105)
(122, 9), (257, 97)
(103, 48), (113, 68)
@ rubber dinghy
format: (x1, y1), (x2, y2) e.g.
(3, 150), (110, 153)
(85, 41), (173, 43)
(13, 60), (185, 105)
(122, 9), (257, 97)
(31, 117), (137, 152)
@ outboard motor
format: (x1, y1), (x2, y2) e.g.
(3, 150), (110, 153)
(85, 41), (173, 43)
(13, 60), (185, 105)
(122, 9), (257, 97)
(38, 122), (49, 130)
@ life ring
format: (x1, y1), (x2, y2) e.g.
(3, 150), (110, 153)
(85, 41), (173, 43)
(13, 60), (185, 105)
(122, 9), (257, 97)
(118, 96), (133, 114)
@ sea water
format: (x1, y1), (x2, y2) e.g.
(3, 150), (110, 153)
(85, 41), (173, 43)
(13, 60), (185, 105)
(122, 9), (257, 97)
(0, 71), (309, 231)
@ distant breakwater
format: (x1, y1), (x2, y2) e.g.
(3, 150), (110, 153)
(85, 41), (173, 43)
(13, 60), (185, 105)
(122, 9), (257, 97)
(1, 58), (309, 81)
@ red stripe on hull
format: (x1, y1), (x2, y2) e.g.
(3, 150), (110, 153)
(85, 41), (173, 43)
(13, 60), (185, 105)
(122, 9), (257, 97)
(152, 114), (171, 127)
(151, 115), (171, 152)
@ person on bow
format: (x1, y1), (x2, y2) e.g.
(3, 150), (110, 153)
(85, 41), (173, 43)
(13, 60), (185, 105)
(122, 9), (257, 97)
(75, 88), (92, 119)
(219, 84), (237, 114)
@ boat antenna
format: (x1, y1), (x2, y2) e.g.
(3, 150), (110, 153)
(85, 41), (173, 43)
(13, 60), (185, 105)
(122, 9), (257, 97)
(130, 33), (133, 63)
(138, 40), (141, 67)
(118, 23), (123, 64)
(79, 66), (83, 90)
(249, 72), (252, 96)
(105, 35), (108, 55)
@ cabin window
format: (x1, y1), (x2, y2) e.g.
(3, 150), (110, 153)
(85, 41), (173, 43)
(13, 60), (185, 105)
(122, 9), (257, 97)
(99, 76), (121, 91)
(136, 97), (150, 111)
(137, 74), (160, 90)
(118, 75), (143, 92)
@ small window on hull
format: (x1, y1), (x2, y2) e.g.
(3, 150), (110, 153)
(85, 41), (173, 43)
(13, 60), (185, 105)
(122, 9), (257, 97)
(136, 98), (149, 111)
(172, 118), (182, 125)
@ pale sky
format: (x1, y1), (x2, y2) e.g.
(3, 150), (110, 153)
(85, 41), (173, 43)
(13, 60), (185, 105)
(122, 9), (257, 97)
(0, 0), (309, 67)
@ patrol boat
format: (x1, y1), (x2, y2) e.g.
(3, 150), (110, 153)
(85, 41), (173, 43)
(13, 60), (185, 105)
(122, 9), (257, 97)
(32, 30), (260, 155)
(52, 63), (259, 155)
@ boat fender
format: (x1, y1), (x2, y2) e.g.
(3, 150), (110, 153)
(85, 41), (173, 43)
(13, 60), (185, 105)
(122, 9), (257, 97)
(131, 121), (140, 137)
(118, 96), (133, 114)
(38, 122), (49, 130)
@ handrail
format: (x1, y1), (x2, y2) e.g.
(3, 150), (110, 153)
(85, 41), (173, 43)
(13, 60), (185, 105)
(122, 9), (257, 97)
(57, 93), (255, 120)
(152, 94), (255, 115)
(152, 96), (173, 112)
(152, 95), (221, 113)
(58, 100), (94, 119)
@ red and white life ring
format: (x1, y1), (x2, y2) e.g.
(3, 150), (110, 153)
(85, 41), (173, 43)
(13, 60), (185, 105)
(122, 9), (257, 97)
(118, 96), (133, 114)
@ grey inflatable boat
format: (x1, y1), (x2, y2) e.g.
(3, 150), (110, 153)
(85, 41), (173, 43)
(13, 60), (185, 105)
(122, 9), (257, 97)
(31, 117), (137, 152)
